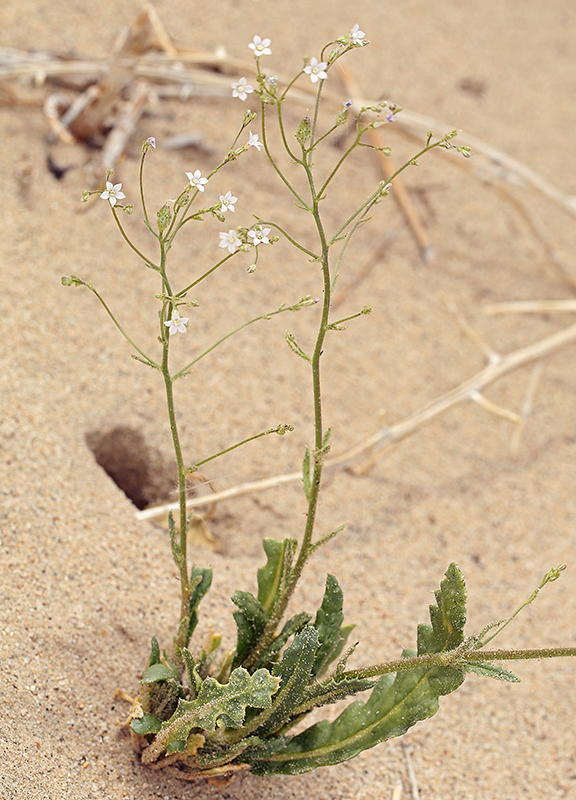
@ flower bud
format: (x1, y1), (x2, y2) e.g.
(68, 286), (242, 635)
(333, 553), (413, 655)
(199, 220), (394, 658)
(157, 203), (172, 233)
(242, 110), (257, 127)
(295, 116), (312, 144)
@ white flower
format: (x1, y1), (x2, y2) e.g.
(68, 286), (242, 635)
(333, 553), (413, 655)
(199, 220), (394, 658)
(219, 191), (238, 213)
(248, 35), (272, 57)
(219, 229), (242, 253)
(232, 77), (254, 101)
(100, 181), (126, 207)
(247, 131), (263, 151)
(303, 57), (328, 84)
(146, 136), (156, 148)
(185, 169), (208, 191)
(248, 227), (271, 246)
(164, 311), (189, 335)
(350, 24), (368, 46)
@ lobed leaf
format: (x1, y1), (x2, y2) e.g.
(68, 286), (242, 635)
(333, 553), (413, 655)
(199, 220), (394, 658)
(245, 564), (468, 775)
(418, 562), (467, 655)
(141, 667), (280, 764)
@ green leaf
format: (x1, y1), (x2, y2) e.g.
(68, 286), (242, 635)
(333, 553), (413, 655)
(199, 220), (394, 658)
(195, 736), (264, 768)
(130, 712), (162, 735)
(182, 647), (202, 697)
(253, 612), (312, 670)
(257, 538), (297, 614)
(247, 652), (465, 775)
(166, 739), (186, 754)
(246, 565), (468, 775)
(186, 566), (213, 644)
(232, 591), (269, 668)
(418, 562), (467, 655)
(141, 663), (178, 684)
(465, 661), (520, 682)
(147, 636), (161, 667)
(254, 627), (319, 737)
(141, 667), (280, 764)
(311, 574), (345, 677)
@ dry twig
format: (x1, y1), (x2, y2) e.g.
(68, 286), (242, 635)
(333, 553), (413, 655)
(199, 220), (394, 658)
(484, 300), (576, 315)
(337, 62), (435, 264)
(136, 318), (576, 520)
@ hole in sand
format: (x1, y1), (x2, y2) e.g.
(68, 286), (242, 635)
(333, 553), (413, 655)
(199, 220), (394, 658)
(85, 426), (176, 510)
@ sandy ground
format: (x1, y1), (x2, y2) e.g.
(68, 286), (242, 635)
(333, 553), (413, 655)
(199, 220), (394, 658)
(2, 1), (576, 798)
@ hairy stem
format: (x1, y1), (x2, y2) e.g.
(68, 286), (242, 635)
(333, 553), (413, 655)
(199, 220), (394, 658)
(157, 244), (192, 650)
(341, 645), (576, 681)
(243, 123), (332, 669)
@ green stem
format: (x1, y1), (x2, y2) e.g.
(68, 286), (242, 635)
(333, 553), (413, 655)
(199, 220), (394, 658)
(317, 134), (361, 200)
(243, 161), (332, 670)
(176, 253), (236, 297)
(309, 79), (325, 149)
(162, 337), (190, 627)
(111, 207), (157, 267)
(260, 97), (308, 208)
(277, 101), (300, 164)
(187, 425), (291, 471)
(156, 244), (191, 649)
(78, 279), (158, 367)
(255, 221), (319, 260)
(139, 149), (156, 235)
(342, 646), (576, 681)
(171, 303), (306, 381)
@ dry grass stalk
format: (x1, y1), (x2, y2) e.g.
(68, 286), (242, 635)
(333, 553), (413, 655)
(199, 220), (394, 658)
(2, 7), (576, 242)
(98, 79), (150, 172)
(136, 318), (576, 520)
(484, 300), (576, 315)
(63, 10), (154, 142)
(337, 62), (435, 264)
(332, 230), (396, 308)
(511, 360), (545, 454)
(3, 8), (571, 517)
(392, 783), (403, 800)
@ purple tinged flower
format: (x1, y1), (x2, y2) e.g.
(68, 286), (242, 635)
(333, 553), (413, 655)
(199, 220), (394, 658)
(247, 131), (263, 151)
(350, 24), (368, 46)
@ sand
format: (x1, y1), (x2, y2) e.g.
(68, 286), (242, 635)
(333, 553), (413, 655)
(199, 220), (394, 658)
(1, 1), (576, 798)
